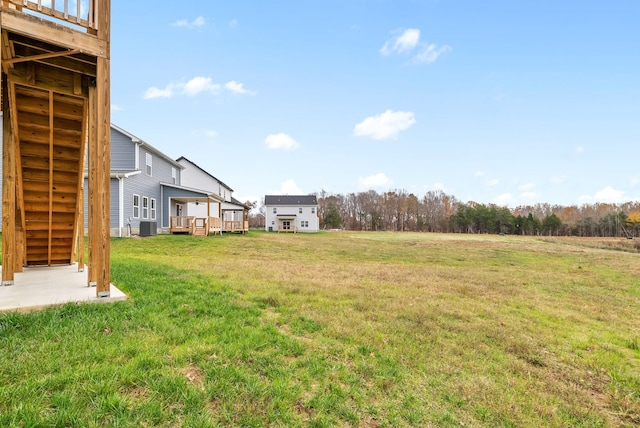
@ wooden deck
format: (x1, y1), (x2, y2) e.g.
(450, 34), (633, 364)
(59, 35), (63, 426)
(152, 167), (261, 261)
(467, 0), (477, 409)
(170, 216), (248, 236)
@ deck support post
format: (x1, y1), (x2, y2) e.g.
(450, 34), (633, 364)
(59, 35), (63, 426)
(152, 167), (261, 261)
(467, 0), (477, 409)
(2, 77), (16, 286)
(87, 0), (111, 296)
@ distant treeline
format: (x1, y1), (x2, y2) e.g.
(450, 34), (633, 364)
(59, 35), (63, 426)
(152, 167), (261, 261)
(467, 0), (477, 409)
(305, 189), (640, 237)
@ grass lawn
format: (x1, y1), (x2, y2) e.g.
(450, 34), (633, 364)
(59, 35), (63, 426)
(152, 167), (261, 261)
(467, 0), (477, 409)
(1, 231), (639, 427)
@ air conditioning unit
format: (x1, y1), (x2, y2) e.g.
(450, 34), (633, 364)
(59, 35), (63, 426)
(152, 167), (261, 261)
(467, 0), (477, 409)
(139, 221), (157, 237)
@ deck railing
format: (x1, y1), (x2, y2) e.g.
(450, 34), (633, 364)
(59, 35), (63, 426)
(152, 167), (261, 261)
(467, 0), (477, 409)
(170, 216), (194, 234)
(170, 217), (248, 235)
(224, 220), (248, 233)
(4, 0), (98, 30)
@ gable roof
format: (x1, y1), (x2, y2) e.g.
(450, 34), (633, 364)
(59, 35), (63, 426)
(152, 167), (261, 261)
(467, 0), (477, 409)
(111, 124), (183, 169)
(175, 156), (233, 192)
(264, 195), (318, 206)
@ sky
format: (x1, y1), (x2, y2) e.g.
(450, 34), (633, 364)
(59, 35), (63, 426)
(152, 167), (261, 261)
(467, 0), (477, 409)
(108, 1), (640, 209)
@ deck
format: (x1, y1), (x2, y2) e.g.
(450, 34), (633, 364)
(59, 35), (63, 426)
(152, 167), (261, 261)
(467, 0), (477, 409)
(170, 216), (248, 236)
(1, 0), (112, 295)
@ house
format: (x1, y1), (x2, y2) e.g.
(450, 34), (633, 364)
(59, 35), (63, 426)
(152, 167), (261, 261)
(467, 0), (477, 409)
(264, 195), (319, 232)
(1, 122), (245, 238)
(176, 157), (250, 234)
(81, 124), (228, 237)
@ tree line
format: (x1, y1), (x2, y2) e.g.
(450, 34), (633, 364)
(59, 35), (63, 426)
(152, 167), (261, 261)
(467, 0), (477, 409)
(287, 189), (640, 237)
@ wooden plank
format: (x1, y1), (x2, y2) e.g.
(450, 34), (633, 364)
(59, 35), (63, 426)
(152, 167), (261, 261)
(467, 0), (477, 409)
(1, 9), (104, 56)
(89, 0), (110, 294)
(2, 79), (16, 284)
(73, 98), (88, 268)
(22, 179), (77, 193)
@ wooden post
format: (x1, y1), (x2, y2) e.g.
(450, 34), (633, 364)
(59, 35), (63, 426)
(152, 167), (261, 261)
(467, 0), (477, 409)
(1, 77), (15, 286)
(88, 0), (110, 296)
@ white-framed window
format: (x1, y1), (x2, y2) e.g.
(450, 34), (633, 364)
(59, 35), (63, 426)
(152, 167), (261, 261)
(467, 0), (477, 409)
(171, 167), (176, 184)
(145, 153), (152, 176)
(133, 194), (140, 218)
(273, 207), (277, 214)
(151, 198), (156, 220)
(299, 207), (303, 214)
(301, 220), (308, 228)
(311, 207), (316, 214)
(142, 196), (149, 219)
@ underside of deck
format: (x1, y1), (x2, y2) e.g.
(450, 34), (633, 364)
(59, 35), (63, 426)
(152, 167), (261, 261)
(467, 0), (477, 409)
(2, 0), (111, 294)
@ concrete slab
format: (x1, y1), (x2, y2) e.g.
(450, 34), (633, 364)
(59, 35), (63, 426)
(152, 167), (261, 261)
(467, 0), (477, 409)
(0, 264), (127, 313)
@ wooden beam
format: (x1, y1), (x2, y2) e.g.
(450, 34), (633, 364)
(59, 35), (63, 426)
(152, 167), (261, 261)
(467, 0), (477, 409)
(3, 49), (81, 65)
(72, 99), (88, 270)
(47, 89), (53, 265)
(0, 9), (106, 58)
(2, 77), (15, 285)
(88, 0), (110, 295)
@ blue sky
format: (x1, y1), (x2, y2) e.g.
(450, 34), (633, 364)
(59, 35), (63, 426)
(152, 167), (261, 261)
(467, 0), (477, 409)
(109, 1), (640, 208)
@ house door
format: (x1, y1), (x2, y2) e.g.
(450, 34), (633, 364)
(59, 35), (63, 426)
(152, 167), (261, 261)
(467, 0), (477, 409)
(281, 220), (291, 231)
(176, 204), (183, 216)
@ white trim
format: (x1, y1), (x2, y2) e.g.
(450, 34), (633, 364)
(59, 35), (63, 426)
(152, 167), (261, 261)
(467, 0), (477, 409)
(118, 177), (124, 237)
(133, 194), (140, 219)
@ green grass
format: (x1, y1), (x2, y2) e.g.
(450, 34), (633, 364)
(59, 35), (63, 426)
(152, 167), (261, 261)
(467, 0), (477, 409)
(1, 231), (639, 427)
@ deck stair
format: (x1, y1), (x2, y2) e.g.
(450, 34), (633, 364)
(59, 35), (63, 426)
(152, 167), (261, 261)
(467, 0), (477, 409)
(15, 85), (86, 265)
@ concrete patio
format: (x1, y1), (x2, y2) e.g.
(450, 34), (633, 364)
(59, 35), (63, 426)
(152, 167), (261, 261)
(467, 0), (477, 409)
(0, 264), (127, 313)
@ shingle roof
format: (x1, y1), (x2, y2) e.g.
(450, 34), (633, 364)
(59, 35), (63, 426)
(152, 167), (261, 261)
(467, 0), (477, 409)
(264, 195), (318, 206)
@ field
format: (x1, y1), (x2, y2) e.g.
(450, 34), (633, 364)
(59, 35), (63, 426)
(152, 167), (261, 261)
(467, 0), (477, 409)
(1, 231), (639, 427)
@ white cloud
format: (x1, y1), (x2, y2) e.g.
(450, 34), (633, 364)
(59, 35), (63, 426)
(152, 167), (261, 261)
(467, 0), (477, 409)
(380, 28), (420, 56)
(413, 43), (452, 64)
(173, 16), (206, 29)
(578, 186), (627, 204)
(144, 85), (175, 99)
(144, 77), (221, 99)
(358, 173), (392, 189)
(264, 133), (299, 150)
(280, 179), (303, 195)
(575, 146), (585, 154)
(519, 191), (538, 200)
(229, 19), (238, 29)
(183, 77), (220, 96)
(380, 28), (451, 63)
(225, 81), (255, 95)
(145, 77), (253, 99)
(354, 110), (416, 140)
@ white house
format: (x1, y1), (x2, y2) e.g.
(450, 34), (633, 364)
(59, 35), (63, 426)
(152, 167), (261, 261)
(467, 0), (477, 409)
(177, 157), (249, 233)
(264, 195), (319, 232)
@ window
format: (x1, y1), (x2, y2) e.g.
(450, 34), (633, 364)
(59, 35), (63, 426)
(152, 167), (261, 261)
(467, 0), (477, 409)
(301, 221), (308, 228)
(299, 207), (303, 214)
(273, 207), (277, 214)
(145, 153), (152, 176)
(311, 207), (316, 214)
(133, 194), (140, 218)
(151, 198), (156, 220)
(142, 196), (149, 219)
(171, 167), (176, 184)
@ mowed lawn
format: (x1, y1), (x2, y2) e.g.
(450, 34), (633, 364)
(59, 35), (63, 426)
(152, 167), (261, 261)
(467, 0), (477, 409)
(1, 231), (639, 427)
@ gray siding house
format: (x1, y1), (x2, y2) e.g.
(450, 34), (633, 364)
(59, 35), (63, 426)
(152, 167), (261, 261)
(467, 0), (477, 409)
(83, 124), (224, 236)
(0, 120), (235, 236)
